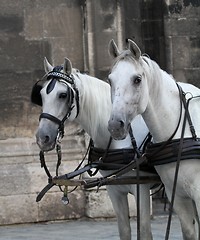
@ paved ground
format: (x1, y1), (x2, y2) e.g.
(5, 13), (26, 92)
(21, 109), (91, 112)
(0, 215), (182, 240)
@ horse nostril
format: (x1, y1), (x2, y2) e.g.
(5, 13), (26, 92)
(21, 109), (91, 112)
(119, 120), (124, 128)
(44, 135), (50, 144)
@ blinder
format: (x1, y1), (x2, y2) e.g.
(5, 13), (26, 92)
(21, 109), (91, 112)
(31, 70), (75, 107)
(31, 81), (43, 106)
(46, 78), (57, 94)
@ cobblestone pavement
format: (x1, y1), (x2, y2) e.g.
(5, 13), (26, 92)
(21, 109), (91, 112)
(0, 215), (182, 240)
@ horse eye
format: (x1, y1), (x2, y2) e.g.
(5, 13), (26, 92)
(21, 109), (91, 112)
(133, 76), (142, 84)
(59, 93), (67, 99)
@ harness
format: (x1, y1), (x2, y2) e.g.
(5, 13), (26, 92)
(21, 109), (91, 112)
(88, 134), (156, 174)
(36, 131), (155, 201)
(143, 83), (200, 240)
(145, 83), (200, 165)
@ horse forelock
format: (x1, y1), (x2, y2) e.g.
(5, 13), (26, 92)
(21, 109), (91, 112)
(53, 65), (63, 72)
(111, 49), (143, 73)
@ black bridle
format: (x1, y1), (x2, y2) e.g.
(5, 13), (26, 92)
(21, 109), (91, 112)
(37, 70), (80, 200)
(39, 70), (80, 142)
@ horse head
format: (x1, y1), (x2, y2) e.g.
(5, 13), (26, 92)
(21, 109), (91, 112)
(32, 57), (79, 151)
(107, 39), (149, 140)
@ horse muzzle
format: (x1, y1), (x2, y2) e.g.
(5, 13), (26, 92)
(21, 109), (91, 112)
(36, 125), (57, 152)
(108, 118), (128, 140)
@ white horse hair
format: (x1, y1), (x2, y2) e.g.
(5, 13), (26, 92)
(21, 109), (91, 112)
(35, 57), (157, 240)
(108, 39), (200, 240)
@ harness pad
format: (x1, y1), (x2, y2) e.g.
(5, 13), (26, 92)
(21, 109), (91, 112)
(146, 138), (200, 166)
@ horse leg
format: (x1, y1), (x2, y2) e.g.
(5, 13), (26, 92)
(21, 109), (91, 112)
(192, 200), (200, 240)
(106, 185), (131, 240)
(131, 184), (153, 240)
(166, 190), (197, 240)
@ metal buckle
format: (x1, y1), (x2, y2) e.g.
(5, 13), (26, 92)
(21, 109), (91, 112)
(56, 130), (63, 145)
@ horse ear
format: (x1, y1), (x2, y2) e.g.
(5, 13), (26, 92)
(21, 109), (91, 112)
(44, 57), (53, 73)
(128, 39), (141, 60)
(108, 39), (120, 58)
(63, 58), (72, 75)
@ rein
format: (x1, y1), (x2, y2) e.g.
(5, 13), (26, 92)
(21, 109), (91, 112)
(129, 127), (141, 240)
(36, 128), (152, 201)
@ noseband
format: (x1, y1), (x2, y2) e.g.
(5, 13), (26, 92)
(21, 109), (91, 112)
(39, 70), (79, 142)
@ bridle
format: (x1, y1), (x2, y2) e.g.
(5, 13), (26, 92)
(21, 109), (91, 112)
(39, 70), (80, 143)
(37, 69), (80, 202)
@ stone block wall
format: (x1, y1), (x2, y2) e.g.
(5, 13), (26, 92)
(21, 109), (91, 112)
(164, 0), (200, 86)
(0, 134), (86, 225)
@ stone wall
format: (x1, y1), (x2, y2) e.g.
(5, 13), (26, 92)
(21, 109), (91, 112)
(164, 0), (200, 86)
(124, 0), (200, 86)
(0, 135), (86, 224)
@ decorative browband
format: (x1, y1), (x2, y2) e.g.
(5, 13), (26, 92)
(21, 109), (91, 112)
(46, 71), (74, 84)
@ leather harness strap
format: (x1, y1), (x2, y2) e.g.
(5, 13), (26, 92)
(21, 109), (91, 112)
(143, 83), (200, 240)
(146, 84), (200, 166)
(36, 130), (154, 202)
(165, 84), (192, 240)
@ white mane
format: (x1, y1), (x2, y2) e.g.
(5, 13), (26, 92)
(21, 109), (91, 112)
(73, 71), (111, 141)
(141, 56), (176, 89)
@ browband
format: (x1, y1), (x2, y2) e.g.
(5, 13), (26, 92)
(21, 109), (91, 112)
(47, 71), (74, 84)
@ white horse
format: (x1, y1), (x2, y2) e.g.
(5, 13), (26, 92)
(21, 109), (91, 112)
(108, 39), (200, 240)
(34, 57), (156, 240)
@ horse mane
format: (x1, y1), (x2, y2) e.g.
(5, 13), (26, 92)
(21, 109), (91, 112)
(73, 70), (111, 140)
(141, 55), (176, 87)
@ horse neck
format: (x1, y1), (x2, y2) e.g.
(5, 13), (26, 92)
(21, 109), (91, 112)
(142, 62), (181, 142)
(74, 74), (112, 148)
